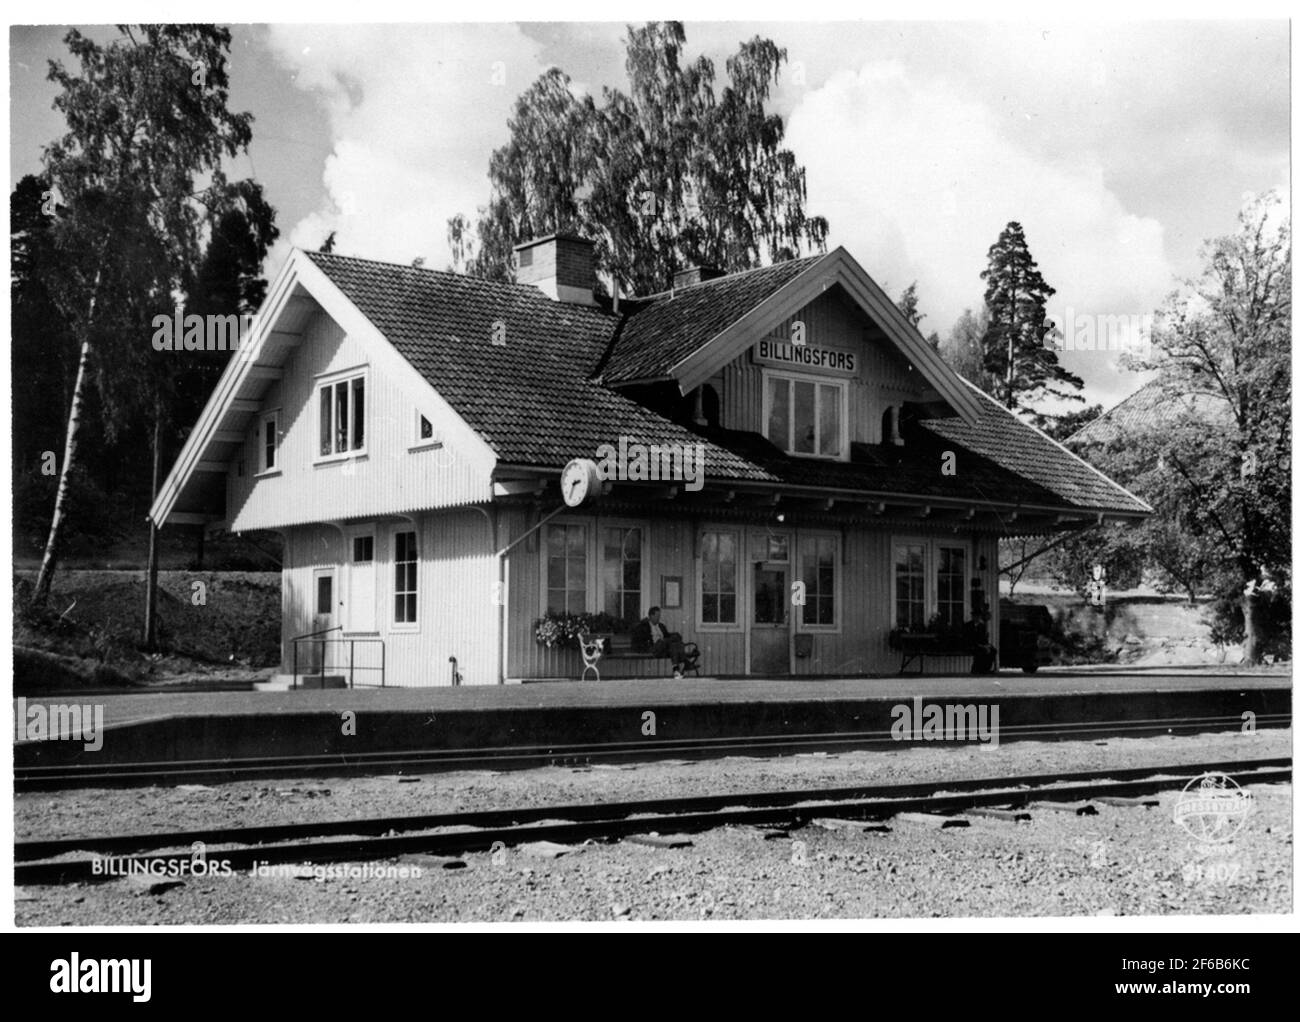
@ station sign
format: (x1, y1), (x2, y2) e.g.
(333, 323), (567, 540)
(751, 337), (858, 376)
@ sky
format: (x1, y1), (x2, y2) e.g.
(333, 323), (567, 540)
(8, 19), (1291, 410)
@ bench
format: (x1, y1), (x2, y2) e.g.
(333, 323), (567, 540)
(889, 631), (997, 676)
(578, 632), (702, 682)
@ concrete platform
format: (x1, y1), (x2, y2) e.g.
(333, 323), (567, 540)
(13, 668), (1290, 773)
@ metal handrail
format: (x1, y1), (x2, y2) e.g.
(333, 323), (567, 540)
(292, 625), (343, 642)
(291, 630), (385, 690)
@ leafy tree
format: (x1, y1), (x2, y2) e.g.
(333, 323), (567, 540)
(1043, 526), (1145, 597)
(938, 307), (998, 392)
(450, 22), (828, 295)
(1111, 190), (1291, 663)
(979, 221), (1083, 411)
(1057, 193), (1291, 662)
(31, 25), (261, 618)
(1040, 403), (1103, 442)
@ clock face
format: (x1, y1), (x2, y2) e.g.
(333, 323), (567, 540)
(561, 459), (592, 507)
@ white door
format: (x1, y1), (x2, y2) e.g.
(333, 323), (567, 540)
(347, 532), (376, 632)
(308, 568), (337, 673)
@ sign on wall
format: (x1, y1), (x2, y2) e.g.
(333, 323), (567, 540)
(751, 337), (858, 376)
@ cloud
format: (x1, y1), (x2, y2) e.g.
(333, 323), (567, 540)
(263, 24), (548, 273)
(785, 58), (1175, 409)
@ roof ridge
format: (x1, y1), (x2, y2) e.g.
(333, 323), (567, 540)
(633, 252), (827, 302)
(305, 248), (562, 296)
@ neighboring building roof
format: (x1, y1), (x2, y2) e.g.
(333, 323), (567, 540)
(1068, 379), (1233, 446)
(306, 251), (1151, 517)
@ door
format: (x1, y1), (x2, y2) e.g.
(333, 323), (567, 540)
(749, 530), (790, 675)
(347, 533), (376, 632)
(309, 568), (337, 672)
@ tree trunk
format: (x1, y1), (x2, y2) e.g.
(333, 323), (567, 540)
(31, 336), (93, 609)
(143, 403), (162, 652)
(1241, 588), (1265, 666)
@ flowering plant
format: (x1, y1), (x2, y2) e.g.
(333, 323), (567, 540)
(534, 611), (630, 649)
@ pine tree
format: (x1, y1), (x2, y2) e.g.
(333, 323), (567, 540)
(979, 221), (1083, 411)
(896, 281), (923, 328)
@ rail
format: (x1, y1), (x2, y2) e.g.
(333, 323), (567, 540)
(291, 627), (386, 689)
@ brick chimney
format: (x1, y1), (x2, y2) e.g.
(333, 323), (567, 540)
(673, 265), (726, 289)
(513, 234), (597, 306)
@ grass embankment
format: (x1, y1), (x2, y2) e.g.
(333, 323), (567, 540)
(13, 570), (281, 693)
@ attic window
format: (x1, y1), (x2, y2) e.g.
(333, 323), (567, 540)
(518, 247), (533, 269)
(317, 371), (367, 460)
(259, 411), (280, 473)
(763, 373), (846, 460)
(411, 412), (443, 451)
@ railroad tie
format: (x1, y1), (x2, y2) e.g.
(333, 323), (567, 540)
(1031, 801), (1099, 816)
(1093, 796), (1161, 808)
(895, 812), (970, 830)
(626, 833), (694, 849)
(966, 807), (1033, 823)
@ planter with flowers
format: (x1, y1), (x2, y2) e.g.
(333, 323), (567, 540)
(534, 611), (631, 650)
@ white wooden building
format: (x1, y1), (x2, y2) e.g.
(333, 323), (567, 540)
(150, 235), (1150, 686)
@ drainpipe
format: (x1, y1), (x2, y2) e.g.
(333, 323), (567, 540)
(469, 504), (506, 685)
(492, 506), (505, 686)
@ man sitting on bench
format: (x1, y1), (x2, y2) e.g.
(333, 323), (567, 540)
(631, 606), (694, 679)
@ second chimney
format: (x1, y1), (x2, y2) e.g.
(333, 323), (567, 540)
(513, 234), (596, 306)
(673, 265), (726, 289)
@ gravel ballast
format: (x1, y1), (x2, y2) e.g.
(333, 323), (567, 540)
(14, 729), (1292, 924)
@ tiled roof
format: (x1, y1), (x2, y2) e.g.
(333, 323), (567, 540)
(307, 250), (1148, 515)
(922, 383), (1151, 514)
(1068, 379), (1232, 446)
(599, 254), (826, 382)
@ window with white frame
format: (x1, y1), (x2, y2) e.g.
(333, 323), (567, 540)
(893, 539), (970, 629)
(799, 534), (838, 628)
(393, 530), (418, 624)
(763, 373), (845, 459)
(602, 526), (642, 622)
(546, 524), (587, 614)
(700, 529), (739, 626)
(259, 411), (279, 473)
(318, 372), (366, 458)
(894, 542), (927, 630)
(936, 545), (967, 629)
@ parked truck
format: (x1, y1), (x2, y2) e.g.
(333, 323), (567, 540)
(998, 600), (1054, 673)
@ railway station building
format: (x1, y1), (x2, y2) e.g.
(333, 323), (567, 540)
(150, 234), (1150, 686)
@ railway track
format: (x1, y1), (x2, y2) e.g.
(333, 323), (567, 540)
(15, 756), (1289, 886)
(14, 711), (1290, 790)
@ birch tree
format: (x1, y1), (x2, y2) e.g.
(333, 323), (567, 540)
(32, 26), (256, 610)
